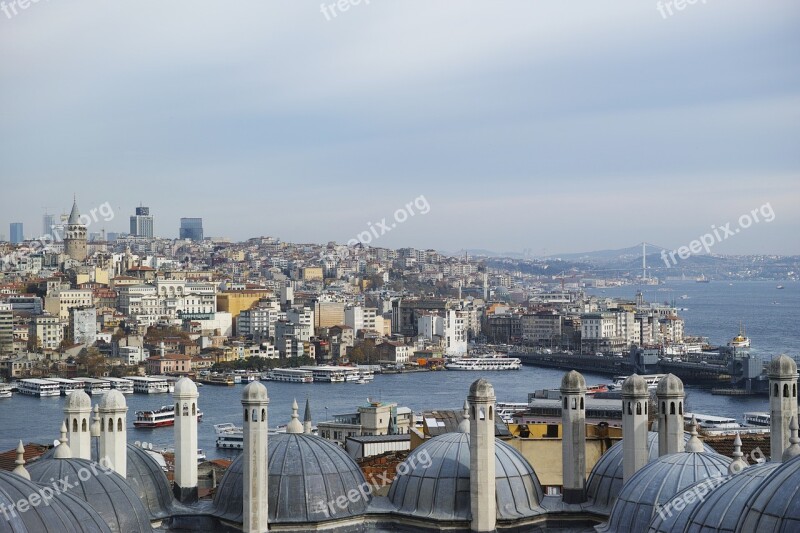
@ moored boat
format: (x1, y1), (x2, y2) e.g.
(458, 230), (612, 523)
(134, 404), (203, 428)
(444, 354), (522, 371)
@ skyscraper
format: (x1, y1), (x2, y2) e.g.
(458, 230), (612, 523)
(179, 218), (203, 241)
(130, 205), (154, 238)
(9, 223), (23, 244)
(42, 213), (55, 238)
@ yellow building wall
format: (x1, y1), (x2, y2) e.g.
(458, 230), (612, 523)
(217, 292), (270, 318)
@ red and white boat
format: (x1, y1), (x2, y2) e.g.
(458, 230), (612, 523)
(134, 405), (203, 428)
(586, 384), (609, 395)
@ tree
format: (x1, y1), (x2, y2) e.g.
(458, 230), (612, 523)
(76, 347), (107, 377)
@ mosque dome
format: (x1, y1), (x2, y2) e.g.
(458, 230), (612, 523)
(241, 381), (269, 402)
(173, 377), (198, 396)
(586, 432), (716, 514)
(66, 390), (91, 410)
(213, 433), (368, 524)
(597, 450), (730, 533)
(26, 457), (152, 532)
(621, 374), (648, 396)
(561, 370), (587, 392)
(469, 378), (495, 398)
(98, 389), (126, 410)
(656, 373), (684, 396)
(736, 454), (800, 532)
(767, 354), (798, 378)
(387, 432), (544, 522)
(0, 470), (112, 533)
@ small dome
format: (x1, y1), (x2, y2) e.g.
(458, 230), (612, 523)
(387, 432), (544, 522)
(767, 354), (798, 378)
(597, 450), (731, 533)
(0, 470), (111, 533)
(27, 457), (152, 532)
(213, 433), (368, 524)
(737, 454), (800, 532)
(586, 432), (717, 514)
(655, 374), (684, 397)
(66, 390), (91, 410)
(469, 378), (495, 398)
(173, 377), (198, 396)
(126, 444), (174, 520)
(99, 389), (127, 410)
(561, 370), (587, 392)
(621, 374), (648, 397)
(242, 381), (269, 402)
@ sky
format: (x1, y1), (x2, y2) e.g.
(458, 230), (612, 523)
(1, 1), (799, 255)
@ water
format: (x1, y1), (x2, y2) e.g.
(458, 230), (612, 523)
(0, 281), (797, 459)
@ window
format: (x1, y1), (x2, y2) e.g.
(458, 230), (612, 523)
(784, 384), (790, 398)
(244, 409), (248, 422)
(670, 402), (675, 415)
(72, 419), (78, 432)
(118, 418), (123, 432)
(108, 418), (114, 432)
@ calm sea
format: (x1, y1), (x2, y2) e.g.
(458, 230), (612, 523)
(0, 281), (796, 459)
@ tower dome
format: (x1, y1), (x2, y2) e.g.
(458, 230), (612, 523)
(213, 433), (369, 524)
(66, 389), (91, 410)
(655, 373), (684, 396)
(621, 374), (648, 396)
(596, 450), (730, 532)
(99, 389), (126, 410)
(561, 370), (587, 392)
(736, 454), (800, 532)
(586, 432), (716, 514)
(768, 354), (798, 378)
(387, 432), (544, 523)
(469, 378), (495, 398)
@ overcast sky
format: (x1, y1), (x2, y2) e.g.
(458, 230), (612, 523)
(1, 1), (798, 255)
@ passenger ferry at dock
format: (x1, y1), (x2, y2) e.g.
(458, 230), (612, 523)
(79, 377), (111, 396)
(214, 423), (244, 449)
(263, 368), (314, 383)
(608, 374), (666, 391)
(44, 378), (84, 396)
(128, 376), (170, 394)
(16, 378), (61, 397)
(103, 377), (134, 394)
(299, 366), (347, 383)
(0, 384), (13, 399)
(444, 354), (522, 371)
(134, 404), (204, 428)
(744, 412), (770, 426)
(200, 373), (236, 386)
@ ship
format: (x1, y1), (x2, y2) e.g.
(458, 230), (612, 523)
(445, 354), (522, 371)
(696, 273), (711, 283)
(728, 324), (751, 349)
(608, 374), (666, 390)
(134, 404), (204, 428)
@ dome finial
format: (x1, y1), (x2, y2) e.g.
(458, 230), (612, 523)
(54, 421), (72, 459)
(782, 416), (800, 462)
(90, 404), (101, 437)
(729, 433), (749, 473)
(458, 399), (471, 433)
(303, 398), (313, 435)
(685, 415), (704, 452)
(286, 398), (303, 434)
(12, 440), (30, 480)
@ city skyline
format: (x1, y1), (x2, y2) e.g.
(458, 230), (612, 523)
(1, 2), (798, 254)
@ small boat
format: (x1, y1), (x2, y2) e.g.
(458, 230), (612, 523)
(0, 384), (12, 399)
(696, 274), (710, 283)
(586, 384), (609, 395)
(134, 404), (204, 428)
(776, 285), (785, 289)
(356, 377), (368, 384)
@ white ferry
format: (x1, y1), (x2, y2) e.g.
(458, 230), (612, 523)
(103, 377), (134, 394)
(744, 412), (770, 426)
(299, 366), (347, 383)
(358, 368), (375, 382)
(496, 402), (528, 423)
(0, 384), (12, 399)
(128, 376), (170, 394)
(17, 378), (61, 397)
(79, 377), (111, 396)
(684, 413), (740, 430)
(44, 378), (84, 396)
(444, 354), (522, 371)
(344, 368), (363, 382)
(134, 404), (203, 428)
(728, 325), (751, 349)
(265, 368), (314, 383)
(215, 423), (243, 449)
(608, 374), (666, 391)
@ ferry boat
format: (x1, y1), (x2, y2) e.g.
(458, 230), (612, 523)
(608, 374), (666, 391)
(134, 404), (204, 428)
(444, 354), (522, 371)
(44, 378), (84, 396)
(128, 376), (170, 394)
(103, 377), (134, 394)
(744, 412), (770, 426)
(201, 373), (236, 386)
(728, 325), (751, 349)
(79, 377), (111, 396)
(265, 368), (314, 383)
(299, 366), (347, 383)
(215, 423), (243, 449)
(586, 384), (609, 395)
(696, 273), (711, 283)
(0, 384), (12, 399)
(16, 378), (61, 397)
(496, 402), (528, 423)
(684, 412), (740, 430)
(358, 368), (375, 382)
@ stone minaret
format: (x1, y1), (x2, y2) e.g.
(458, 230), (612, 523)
(303, 398), (313, 435)
(622, 374), (649, 483)
(173, 377), (199, 503)
(468, 378), (496, 532)
(560, 370), (587, 503)
(242, 381), (269, 533)
(65, 390), (92, 460)
(782, 416), (800, 462)
(99, 390), (127, 477)
(64, 198), (87, 261)
(769, 355), (798, 462)
(656, 374), (685, 456)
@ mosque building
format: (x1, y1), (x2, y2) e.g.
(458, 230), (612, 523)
(1, 355), (800, 532)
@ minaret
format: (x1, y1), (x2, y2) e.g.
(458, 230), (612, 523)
(468, 378), (496, 532)
(99, 390), (127, 477)
(242, 381), (269, 533)
(64, 197), (87, 261)
(65, 390), (92, 460)
(303, 398), (313, 435)
(458, 399), (470, 433)
(685, 415), (704, 452)
(729, 434), (749, 474)
(768, 355), (798, 461)
(54, 421), (72, 459)
(12, 441), (29, 480)
(782, 416), (800, 462)
(621, 374), (649, 483)
(560, 370), (587, 503)
(656, 374), (685, 456)
(173, 377), (199, 503)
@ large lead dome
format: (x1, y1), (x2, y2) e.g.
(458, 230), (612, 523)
(736, 454), (800, 532)
(387, 432), (544, 522)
